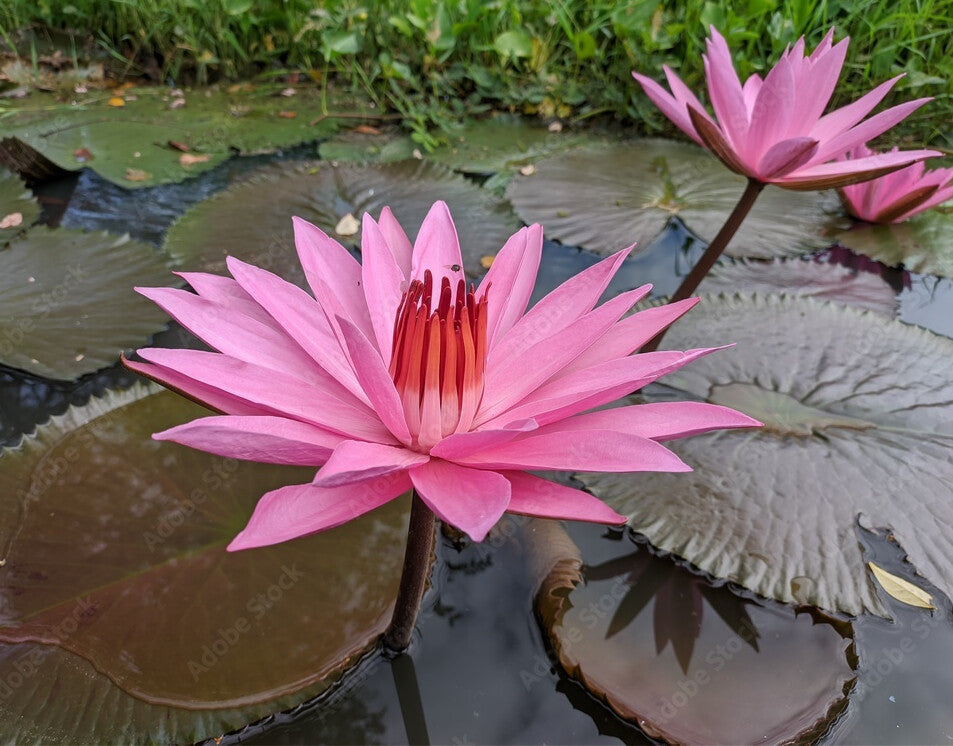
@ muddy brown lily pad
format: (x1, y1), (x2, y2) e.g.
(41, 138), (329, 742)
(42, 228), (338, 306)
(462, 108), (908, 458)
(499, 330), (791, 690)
(579, 293), (953, 616)
(532, 523), (855, 744)
(164, 159), (520, 279)
(0, 228), (171, 379)
(0, 168), (40, 244)
(506, 139), (845, 258)
(0, 384), (409, 743)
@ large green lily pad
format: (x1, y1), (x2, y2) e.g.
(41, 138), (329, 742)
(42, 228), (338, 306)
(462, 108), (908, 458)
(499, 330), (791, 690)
(0, 85), (353, 188)
(0, 168), (40, 244)
(0, 228), (171, 380)
(834, 207), (953, 279)
(0, 384), (409, 743)
(164, 160), (521, 279)
(506, 140), (845, 258)
(533, 524), (854, 744)
(318, 129), (419, 164)
(579, 293), (953, 616)
(701, 257), (897, 316)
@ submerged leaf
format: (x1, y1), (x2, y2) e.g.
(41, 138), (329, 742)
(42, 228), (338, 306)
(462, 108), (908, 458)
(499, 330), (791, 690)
(580, 293), (953, 616)
(834, 208), (953, 278)
(507, 140), (845, 258)
(0, 168), (40, 244)
(868, 562), (935, 610)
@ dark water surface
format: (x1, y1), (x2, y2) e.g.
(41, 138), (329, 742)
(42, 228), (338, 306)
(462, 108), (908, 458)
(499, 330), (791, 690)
(5, 151), (953, 744)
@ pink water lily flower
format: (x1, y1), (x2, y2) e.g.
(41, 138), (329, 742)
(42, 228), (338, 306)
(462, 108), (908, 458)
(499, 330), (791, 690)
(632, 27), (941, 189)
(126, 202), (758, 546)
(838, 144), (953, 223)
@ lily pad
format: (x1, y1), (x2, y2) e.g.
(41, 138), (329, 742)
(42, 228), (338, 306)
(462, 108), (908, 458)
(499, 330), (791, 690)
(701, 257), (897, 316)
(0, 168), (40, 244)
(318, 130), (418, 163)
(0, 228), (171, 380)
(506, 140), (845, 259)
(0, 85), (353, 188)
(0, 384), (409, 743)
(164, 160), (521, 278)
(533, 524), (855, 744)
(429, 115), (590, 174)
(834, 208), (953, 278)
(579, 293), (953, 616)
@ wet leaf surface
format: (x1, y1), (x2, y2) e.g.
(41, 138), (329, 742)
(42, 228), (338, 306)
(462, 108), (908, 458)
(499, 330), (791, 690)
(164, 160), (520, 279)
(532, 524), (855, 744)
(318, 130), (418, 163)
(834, 208), (953, 279)
(0, 168), (40, 244)
(580, 293), (953, 616)
(0, 228), (171, 380)
(506, 139), (845, 258)
(0, 384), (410, 742)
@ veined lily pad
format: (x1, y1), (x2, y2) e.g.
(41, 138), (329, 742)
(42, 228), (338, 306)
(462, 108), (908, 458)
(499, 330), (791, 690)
(0, 168), (40, 244)
(506, 140), (844, 258)
(0, 384), (409, 742)
(0, 228), (170, 380)
(164, 160), (520, 278)
(701, 257), (897, 316)
(579, 293), (953, 616)
(834, 208), (953, 279)
(0, 85), (351, 188)
(318, 130), (418, 163)
(533, 524), (854, 744)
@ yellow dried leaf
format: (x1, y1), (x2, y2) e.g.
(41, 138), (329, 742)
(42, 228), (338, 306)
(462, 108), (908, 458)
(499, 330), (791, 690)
(124, 168), (150, 182)
(0, 212), (23, 230)
(519, 164), (537, 176)
(480, 254), (496, 269)
(179, 153), (211, 167)
(868, 562), (935, 609)
(108, 96), (125, 107)
(277, 110), (297, 119)
(334, 213), (360, 237)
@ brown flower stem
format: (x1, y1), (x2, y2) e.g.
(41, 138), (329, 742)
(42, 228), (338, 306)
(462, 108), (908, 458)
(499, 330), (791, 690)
(383, 491), (436, 653)
(642, 177), (765, 353)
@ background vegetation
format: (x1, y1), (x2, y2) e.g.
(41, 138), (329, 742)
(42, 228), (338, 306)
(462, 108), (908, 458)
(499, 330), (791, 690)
(2, 0), (951, 147)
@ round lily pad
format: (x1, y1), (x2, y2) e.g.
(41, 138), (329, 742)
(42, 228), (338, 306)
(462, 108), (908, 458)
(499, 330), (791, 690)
(318, 130), (418, 163)
(0, 168), (40, 244)
(164, 160), (520, 279)
(532, 524), (855, 744)
(0, 383), (409, 742)
(701, 257), (897, 316)
(0, 227), (171, 380)
(506, 140), (845, 259)
(834, 208), (953, 279)
(579, 293), (953, 617)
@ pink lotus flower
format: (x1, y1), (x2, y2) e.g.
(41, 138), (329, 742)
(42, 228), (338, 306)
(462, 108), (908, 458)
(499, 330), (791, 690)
(838, 144), (953, 223)
(126, 202), (758, 546)
(632, 27), (941, 189)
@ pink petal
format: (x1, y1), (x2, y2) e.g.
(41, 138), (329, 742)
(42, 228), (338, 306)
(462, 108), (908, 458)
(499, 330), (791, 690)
(688, 106), (751, 176)
(476, 224), (543, 348)
(409, 459), (511, 542)
(704, 27), (749, 147)
(747, 53), (796, 162)
(453, 429), (690, 472)
(360, 212), (406, 366)
(377, 206), (413, 278)
(175, 271), (277, 327)
(154, 415), (344, 465)
(795, 37), (847, 127)
(313, 440), (428, 487)
(632, 71), (703, 144)
(813, 97), (932, 162)
(502, 472), (625, 524)
(756, 137), (818, 180)
(410, 201), (465, 285)
(227, 473), (412, 550)
(811, 75), (901, 140)
(781, 149), (942, 190)
(429, 419), (538, 461)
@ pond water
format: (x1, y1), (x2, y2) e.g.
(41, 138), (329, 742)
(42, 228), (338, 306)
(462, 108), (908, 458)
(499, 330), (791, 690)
(4, 147), (953, 744)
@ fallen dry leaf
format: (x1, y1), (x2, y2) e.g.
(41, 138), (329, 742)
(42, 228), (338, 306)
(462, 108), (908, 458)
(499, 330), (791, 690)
(277, 110), (297, 119)
(480, 254), (496, 269)
(334, 213), (360, 237)
(108, 97), (125, 107)
(280, 87), (296, 97)
(179, 153), (211, 167)
(124, 168), (150, 182)
(869, 562), (935, 609)
(168, 141), (190, 152)
(548, 121), (563, 133)
(168, 98), (186, 110)
(519, 164), (537, 176)
(0, 212), (24, 230)
(353, 125), (383, 135)
(73, 147), (94, 162)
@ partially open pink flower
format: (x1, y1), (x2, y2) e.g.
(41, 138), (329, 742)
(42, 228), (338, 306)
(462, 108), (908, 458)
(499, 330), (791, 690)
(838, 144), (953, 223)
(633, 27), (941, 190)
(127, 202), (758, 546)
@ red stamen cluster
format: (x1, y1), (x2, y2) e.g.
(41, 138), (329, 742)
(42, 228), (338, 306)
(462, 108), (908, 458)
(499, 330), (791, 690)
(389, 270), (488, 447)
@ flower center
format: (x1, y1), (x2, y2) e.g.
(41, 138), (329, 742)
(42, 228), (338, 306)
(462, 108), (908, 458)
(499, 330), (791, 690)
(389, 270), (488, 449)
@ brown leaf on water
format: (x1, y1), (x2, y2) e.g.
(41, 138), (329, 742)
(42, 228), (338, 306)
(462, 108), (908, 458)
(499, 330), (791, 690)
(353, 125), (383, 135)
(0, 212), (23, 230)
(334, 213), (360, 237)
(73, 148), (94, 162)
(124, 168), (150, 182)
(108, 97), (125, 107)
(179, 153), (211, 167)
(277, 110), (297, 119)
(480, 254), (496, 269)
(168, 98), (186, 110)
(869, 562), (935, 609)
(168, 141), (190, 152)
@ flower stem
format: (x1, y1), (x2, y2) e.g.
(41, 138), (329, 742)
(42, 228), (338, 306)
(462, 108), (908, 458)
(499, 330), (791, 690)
(383, 491), (436, 653)
(642, 177), (765, 353)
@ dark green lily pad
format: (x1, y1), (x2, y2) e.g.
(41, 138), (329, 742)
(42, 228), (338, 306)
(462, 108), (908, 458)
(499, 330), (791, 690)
(0, 384), (409, 743)
(579, 293), (953, 616)
(164, 160), (520, 279)
(701, 257), (897, 316)
(318, 130), (418, 163)
(0, 168), (40, 244)
(533, 523), (855, 744)
(834, 208), (953, 278)
(429, 115), (591, 174)
(0, 85), (353, 188)
(0, 228), (171, 380)
(506, 140), (845, 258)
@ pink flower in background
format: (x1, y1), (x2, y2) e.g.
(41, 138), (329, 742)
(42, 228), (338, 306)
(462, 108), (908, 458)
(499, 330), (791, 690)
(632, 27), (941, 189)
(126, 202), (758, 547)
(838, 144), (953, 223)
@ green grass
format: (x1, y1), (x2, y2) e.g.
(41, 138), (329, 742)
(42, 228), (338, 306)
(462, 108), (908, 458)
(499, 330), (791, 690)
(2, 0), (951, 148)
